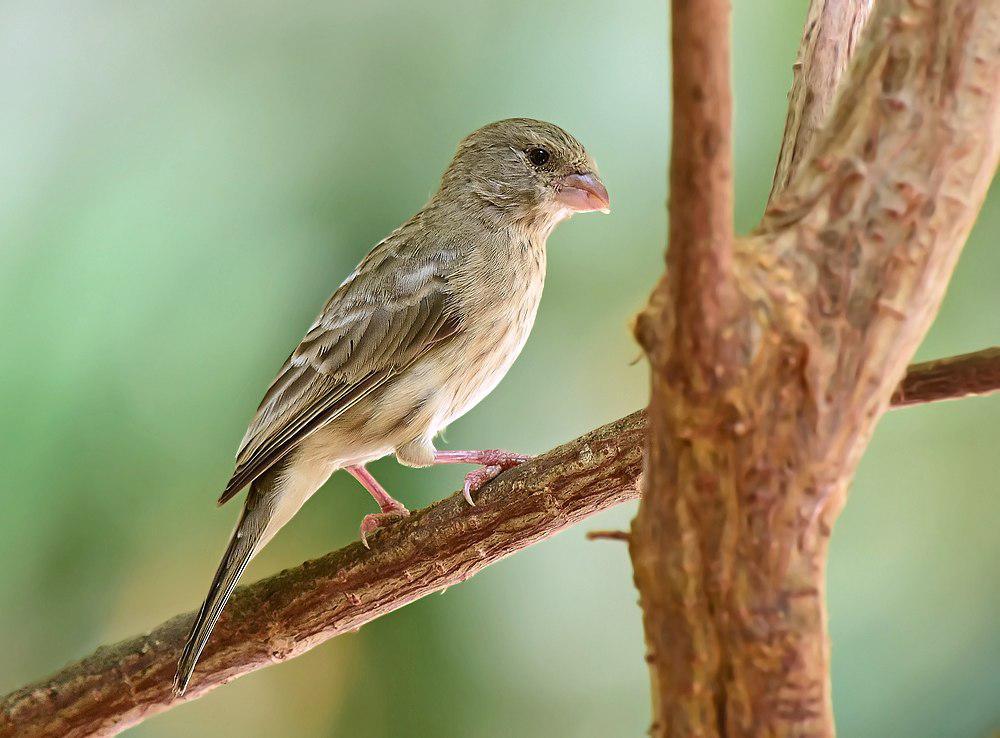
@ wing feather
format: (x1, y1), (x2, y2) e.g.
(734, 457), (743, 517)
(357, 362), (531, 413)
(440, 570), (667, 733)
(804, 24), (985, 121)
(218, 243), (462, 505)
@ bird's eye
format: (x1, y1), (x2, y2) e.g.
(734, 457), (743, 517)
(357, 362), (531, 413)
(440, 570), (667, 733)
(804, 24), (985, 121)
(527, 147), (550, 167)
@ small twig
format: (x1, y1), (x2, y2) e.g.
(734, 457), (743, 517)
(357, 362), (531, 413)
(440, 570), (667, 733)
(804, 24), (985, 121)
(586, 530), (631, 542)
(891, 348), (1000, 407)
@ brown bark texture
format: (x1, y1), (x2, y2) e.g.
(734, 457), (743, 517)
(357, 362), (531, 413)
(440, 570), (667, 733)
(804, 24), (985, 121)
(660, 0), (738, 383)
(2, 354), (997, 738)
(1, 414), (646, 738)
(7, 348), (1000, 738)
(769, 0), (873, 201)
(631, 0), (999, 736)
(891, 347), (1000, 407)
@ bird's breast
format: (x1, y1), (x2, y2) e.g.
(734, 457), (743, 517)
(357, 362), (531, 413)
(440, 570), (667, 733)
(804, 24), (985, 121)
(433, 241), (547, 428)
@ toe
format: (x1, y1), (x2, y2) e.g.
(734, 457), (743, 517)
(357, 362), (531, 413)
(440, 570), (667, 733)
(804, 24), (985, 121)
(485, 450), (532, 468)
(359, 511), (406, 548)
(463, 464), (503, 506)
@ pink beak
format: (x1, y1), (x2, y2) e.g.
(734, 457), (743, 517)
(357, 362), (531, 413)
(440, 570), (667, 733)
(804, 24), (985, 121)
(555, 172), (610, 213)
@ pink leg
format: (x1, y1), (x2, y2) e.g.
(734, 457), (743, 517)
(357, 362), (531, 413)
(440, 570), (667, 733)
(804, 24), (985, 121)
(433, 449), (532, 506)
(345, 465), (409, 549)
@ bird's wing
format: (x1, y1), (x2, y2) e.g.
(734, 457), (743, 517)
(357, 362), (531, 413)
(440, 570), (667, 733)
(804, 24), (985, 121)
(218, 241), (462, 505)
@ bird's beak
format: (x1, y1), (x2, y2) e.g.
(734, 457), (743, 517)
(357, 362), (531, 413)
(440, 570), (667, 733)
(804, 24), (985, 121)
(554, 172), (610, 213)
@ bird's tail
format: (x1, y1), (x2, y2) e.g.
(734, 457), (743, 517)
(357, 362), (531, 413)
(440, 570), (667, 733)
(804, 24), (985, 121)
(173, 482), (277, 696)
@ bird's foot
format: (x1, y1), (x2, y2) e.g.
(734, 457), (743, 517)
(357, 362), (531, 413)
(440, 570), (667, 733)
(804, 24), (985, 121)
(433, 449), (532, 506)
(461, 465), (504, 506)
(359, 501), (410, 549)
(346, 464), (411, 548)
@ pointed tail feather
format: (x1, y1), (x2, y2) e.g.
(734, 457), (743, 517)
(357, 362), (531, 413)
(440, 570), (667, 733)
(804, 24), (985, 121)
(173, 498), (271, 696)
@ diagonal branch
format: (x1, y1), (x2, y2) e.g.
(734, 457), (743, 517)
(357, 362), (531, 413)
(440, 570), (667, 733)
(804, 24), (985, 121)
(769, 0), (874, 203)
(758, 0), (1000, 433)
(3, 350), (998, 737)
(1, 413), (646, 738)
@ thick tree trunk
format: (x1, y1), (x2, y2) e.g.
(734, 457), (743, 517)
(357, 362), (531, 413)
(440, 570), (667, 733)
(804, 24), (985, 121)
(630, 0), (1000, 736)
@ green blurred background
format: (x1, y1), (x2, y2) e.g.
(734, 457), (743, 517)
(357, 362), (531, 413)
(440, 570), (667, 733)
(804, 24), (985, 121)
(1, 1), (997, 736)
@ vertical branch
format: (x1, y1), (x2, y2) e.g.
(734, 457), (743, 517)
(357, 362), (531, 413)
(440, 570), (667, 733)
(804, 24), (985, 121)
(631, 1), (737, 737)
(769, 0), (873, 203)
(658, 0), (737, 383)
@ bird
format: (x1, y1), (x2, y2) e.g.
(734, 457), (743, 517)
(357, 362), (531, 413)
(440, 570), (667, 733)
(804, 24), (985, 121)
(173, 117), (609, 695)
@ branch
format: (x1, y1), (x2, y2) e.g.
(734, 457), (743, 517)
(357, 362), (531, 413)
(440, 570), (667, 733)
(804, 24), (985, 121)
(0, 412), (645, 738)
(631, 0), (741, 734)
(1, 349), (997, 737)
(759, 0), (1000, 422)
(768, 0), (874, 203)
(632, 0), (999, 734)
(891, 348), (1000, 407)
(637, 0), (737, 383)
(586, 529), (631, 542)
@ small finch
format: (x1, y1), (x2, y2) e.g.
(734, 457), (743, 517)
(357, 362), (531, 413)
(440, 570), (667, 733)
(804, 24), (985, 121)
(174, 118), (609, 694)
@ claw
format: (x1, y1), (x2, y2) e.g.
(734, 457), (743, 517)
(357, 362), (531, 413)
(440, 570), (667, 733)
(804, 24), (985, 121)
(461, 453), (532, 505)
(359, 505), (409, 549)
(431, 448), (533, 505)
(462, 464), (503, 506)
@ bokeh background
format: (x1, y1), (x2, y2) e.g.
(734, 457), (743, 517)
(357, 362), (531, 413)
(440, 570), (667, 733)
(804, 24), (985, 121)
(1, 1), (997, 736)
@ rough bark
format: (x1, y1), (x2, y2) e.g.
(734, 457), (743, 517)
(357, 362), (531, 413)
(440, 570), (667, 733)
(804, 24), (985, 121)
(1, 414), (645, 738)
(631, 0), (740, 734)
(631, 0), (1000, 736)
(2, 351), (998, 737)
(769, 0), (873, 201)
(891, 348), (1000, 407)
(660, 0), (738, 381)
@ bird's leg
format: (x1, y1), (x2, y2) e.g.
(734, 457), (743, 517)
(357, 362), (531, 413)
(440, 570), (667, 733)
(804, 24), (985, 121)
(432, 449), (532, 506)
(345, 464), (410, 549)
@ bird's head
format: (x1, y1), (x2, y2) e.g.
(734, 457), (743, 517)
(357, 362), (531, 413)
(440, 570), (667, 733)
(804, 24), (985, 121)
(438, 118), (609, 232)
